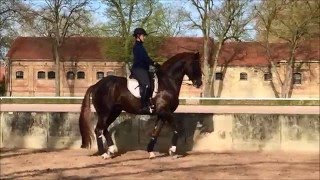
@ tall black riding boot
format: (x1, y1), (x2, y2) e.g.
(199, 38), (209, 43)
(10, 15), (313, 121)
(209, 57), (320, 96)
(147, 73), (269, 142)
(140, 86), (152, 114)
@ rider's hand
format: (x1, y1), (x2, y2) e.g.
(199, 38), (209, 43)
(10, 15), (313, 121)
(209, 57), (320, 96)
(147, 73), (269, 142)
(152, 61), (161, 69)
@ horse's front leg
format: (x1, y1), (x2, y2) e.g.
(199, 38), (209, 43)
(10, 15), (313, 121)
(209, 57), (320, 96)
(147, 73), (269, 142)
(167, 117), (179, 157)
(146, 117), (164, 159)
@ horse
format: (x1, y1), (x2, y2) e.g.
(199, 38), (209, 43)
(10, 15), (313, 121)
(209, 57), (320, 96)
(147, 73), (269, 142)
(79, 51), (203, 159)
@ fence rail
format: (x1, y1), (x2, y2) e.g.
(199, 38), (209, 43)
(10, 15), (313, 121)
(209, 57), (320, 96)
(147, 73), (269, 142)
(0, 96), (319, 106)
(0, 96), (319, 100)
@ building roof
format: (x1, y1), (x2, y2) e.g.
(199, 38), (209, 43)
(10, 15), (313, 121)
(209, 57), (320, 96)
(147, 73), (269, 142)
(6, 36), (320, 66)
(218, 39), (320, 66)
(0, 65), (5, 83)
(6, 37), (107, 61)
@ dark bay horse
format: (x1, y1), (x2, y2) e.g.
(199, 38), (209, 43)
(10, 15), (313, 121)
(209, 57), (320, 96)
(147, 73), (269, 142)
(79, 52), (202, 159)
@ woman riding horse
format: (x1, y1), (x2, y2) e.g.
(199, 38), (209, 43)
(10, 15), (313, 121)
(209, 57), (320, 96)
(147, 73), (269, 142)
(131, 28), (159, 114)
(79, 35), (203, 159)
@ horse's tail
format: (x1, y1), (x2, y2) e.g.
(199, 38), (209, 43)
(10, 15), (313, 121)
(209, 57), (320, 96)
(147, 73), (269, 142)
(79, 85), (95, 149)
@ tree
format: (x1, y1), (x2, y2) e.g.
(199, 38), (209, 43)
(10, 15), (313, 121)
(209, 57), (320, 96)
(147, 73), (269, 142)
(188, 0), (253, 97)
(143, 5), (189, 37)
(255, 0), (319, 98)
(0, 0), (26, 59)
(188, 0), (213, 97)
(0, 0), (32, 96)
(101, 0), (155, 62)
(209, 0), (254, 97)
(24, 0), (91, 96)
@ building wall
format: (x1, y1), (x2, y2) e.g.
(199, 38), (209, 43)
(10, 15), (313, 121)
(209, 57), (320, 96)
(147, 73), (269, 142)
(6, 60), (320, 98)
(213, 62), (320, 98)
(8, 61), (125, 96)
(213, 66), (275, 98)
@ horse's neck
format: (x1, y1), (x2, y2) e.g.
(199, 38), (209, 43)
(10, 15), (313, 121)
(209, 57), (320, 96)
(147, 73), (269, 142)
(160, 61), (186, 95)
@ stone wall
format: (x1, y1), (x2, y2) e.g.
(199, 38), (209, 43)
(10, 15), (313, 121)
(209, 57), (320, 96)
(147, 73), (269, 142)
(0, 112), (318, 153)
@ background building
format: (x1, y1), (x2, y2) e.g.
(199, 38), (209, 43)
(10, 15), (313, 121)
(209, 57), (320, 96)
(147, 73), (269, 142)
(4, 36), (319, 97)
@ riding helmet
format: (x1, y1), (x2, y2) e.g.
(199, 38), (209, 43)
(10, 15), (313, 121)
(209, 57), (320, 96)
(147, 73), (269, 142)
(133, 28), (148, 37)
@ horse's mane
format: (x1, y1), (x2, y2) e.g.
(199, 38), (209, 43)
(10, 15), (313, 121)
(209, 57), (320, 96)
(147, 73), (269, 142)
(161, 52), (195, 69)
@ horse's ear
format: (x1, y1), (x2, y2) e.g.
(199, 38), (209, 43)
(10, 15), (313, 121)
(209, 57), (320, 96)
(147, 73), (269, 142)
(194, 51), (200, 60)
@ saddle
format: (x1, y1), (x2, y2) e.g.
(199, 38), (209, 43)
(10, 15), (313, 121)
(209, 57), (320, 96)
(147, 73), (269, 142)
(127, 72), (158, 98)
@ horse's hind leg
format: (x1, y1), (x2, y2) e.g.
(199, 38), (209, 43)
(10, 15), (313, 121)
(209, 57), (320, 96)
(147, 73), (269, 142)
(94, 113), (109, 155)
(101, 108), (122, 159)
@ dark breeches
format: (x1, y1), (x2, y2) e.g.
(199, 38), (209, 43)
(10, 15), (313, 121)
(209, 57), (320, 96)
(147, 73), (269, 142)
(131, 68), (151, 88)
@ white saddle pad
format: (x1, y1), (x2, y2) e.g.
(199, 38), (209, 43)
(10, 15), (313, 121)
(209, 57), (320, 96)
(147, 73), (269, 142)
(127, 75), (158, 98)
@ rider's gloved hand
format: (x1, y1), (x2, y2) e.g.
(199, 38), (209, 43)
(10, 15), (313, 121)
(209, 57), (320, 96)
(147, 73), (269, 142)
(152, 61), (161, 70)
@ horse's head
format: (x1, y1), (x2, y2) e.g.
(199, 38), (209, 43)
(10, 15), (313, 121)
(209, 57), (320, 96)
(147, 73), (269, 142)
(185, 52), (202, 88)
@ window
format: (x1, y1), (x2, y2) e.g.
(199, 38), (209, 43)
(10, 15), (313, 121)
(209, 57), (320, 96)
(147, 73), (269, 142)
(293, 73), (302, 84)
(240, 72), (248, 81)
(106, 71), (114, 76)
(16, 71), (24, 79)
(66, 71), (75, 80)
(97, 71), (104, 79)
(215, 72), (223, 80)
(48, 71), (55, 79)
(264, 73), (272, 81)
(77, 71), (85, 79)
(37, 71), (45, 79)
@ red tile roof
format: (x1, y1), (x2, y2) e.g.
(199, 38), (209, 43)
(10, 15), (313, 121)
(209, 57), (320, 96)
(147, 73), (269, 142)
(0, 65), (5, 83)
(6, 36), (320, 66)
(218, 39), (320, 66)
(158, 37), (207, 58)
(6, 37), (107, 61)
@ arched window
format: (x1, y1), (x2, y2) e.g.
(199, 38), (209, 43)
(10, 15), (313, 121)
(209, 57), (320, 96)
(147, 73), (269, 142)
(240, 72), (248, 80)
(48, 71), (55, 79)
(96, 71), (104, 79)
(16, 71), (24, 79)
(77, 71), (85, 79)
(293, 73), (302, 84)
(215, 72), (223, 80)
(66, 71), (75, 80)
(37, 71), (45, 79)
(264, 73), (272, 81)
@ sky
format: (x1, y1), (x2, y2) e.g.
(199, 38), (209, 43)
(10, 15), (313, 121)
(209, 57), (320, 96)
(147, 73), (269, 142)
(90, 0), (203, 36)
(22, 0), (256, 38)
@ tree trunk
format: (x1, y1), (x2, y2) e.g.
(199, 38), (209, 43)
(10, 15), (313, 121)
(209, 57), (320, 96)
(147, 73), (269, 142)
(53, 43), (61, 96)
(280, 65), (292, 98)
(202, 37), (212, 97)
(209, 42), (223, 97)
(124, 35), (131, 62)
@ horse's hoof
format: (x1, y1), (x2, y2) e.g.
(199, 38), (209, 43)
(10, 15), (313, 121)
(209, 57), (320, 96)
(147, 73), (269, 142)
(169, 146), (177, 157)
(149, 152), (156, 159)
(169, 149), (175, 156)
(101, 153), (113, 159)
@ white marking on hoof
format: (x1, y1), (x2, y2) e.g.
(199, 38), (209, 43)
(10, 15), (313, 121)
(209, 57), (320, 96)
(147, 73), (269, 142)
(108, 145), (117, 154)
(149, 152), (156, 159)
(101, 153), (112, 159)
(169, 146), (176, 156)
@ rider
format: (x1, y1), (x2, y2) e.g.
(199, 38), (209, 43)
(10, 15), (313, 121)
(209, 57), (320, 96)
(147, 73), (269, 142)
(131, 27), (158, 114)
